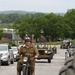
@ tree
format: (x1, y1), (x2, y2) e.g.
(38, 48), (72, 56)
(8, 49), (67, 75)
(13, 17), (41, 41)
(0, 28), (4, 40)
(44, 13), (65, 41)
(64, 9), (75, 39)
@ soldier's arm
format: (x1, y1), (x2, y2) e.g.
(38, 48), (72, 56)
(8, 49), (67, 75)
(16, 46), (23, 56)
(33, 45), (39, 58)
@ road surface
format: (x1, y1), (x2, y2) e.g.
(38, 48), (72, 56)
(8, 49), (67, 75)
(0, 45), (66, 75)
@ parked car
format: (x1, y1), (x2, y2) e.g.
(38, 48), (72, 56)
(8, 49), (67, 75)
(36, 44), (53, 63)
(11, 46), (18, 61)
(65, 43), (75, 60)
(0, 44), (14, 65)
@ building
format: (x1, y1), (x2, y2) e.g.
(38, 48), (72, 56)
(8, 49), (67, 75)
(1, 28), (22, 45)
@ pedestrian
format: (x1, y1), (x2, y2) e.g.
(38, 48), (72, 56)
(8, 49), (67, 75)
(16, 37), (39, 75)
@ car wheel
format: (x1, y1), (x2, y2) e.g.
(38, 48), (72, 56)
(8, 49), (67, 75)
(48, 58), (51, 63)
(11, 58), (14, 64)
(55, 49), (57, 54)
(51, 55), (53, 59)
(6, 58), (10, 65)
(22, 65), (27, 75)
(60, 46), (62, 49)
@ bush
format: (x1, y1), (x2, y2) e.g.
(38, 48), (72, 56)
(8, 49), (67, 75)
(71, 39), (75, 43)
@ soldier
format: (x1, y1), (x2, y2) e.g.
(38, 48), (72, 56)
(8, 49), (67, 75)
(16, 37), (39, 75)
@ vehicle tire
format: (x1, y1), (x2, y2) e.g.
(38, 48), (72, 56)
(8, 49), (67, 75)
(11, 57), (14, 64)
(55, 49), (57, 54)
(48, 58), (51, 63)
(69, 53), (71, 57)
(51, 54), (53, 59)
(60, 46), (62, 49)
(6, 58), (10, 65)
(23, 66), (27, 75)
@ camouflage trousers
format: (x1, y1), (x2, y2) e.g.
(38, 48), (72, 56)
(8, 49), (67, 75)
(17, 59), (35, 75)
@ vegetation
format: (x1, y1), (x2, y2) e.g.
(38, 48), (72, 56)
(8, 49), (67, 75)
(43, 42), (61, 45)
(0, 9), (75, 42)
(0, 28), (4, 40)
(71, 39), (75, 43)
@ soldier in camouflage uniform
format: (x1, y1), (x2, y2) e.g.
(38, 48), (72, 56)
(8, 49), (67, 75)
(16, 37), (39, 75)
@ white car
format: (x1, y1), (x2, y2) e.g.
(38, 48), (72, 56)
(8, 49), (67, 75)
(0, 44), (14, 65)
(11, 46), (18, 61)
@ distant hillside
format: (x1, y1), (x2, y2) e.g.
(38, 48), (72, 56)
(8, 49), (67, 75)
(0, 10), (65, 16)
(0, 10), (36, 14)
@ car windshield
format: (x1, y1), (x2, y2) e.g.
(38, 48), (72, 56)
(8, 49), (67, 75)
(11, 47), (17, 51)
(62, 40), (69, 44)
(37, 44), (44, 48)
(62, 42), (68, 44)
(0, 45), (8, 51)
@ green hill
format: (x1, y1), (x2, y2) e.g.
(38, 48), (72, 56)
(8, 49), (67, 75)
(0, 10), (65, 15)
(0, 10), (36, 14)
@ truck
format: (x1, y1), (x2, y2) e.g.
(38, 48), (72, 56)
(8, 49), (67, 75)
(60, 40), (70, 49)
(36, 44), (53, 63)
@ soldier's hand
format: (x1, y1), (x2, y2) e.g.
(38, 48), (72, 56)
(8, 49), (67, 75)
(35, 55), (38, 58)
(16, 53), (20, 57)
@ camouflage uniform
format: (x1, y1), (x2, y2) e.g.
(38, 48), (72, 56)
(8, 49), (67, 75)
(17, 44), (39, 75)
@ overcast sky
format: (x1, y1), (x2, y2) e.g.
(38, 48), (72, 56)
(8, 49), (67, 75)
(0, 0), (75, 13)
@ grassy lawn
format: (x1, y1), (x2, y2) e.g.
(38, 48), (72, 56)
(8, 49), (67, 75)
(35, 41), (61, 45)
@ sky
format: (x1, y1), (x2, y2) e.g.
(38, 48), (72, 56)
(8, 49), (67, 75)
(0, 0), (75, 13)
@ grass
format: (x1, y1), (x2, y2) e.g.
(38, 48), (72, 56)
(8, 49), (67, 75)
(44, 42), (61, 45)
(35, 41), (61, 45)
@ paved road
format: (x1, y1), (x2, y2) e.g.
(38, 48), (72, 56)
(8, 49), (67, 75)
(35, 45), (66, 75)
(0, 45), (66, 75)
